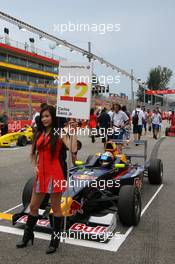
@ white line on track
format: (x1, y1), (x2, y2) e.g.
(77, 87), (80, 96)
(0, 184), (164, 252)
(3, 203), (22, 213)
(141, 184), (163, 216)
(0, 203), (22, 221)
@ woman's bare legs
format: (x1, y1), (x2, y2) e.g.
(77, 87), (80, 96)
(29, 190), (46, 216)
(50, 193), (62, 216)
(16, 190), (45, 248)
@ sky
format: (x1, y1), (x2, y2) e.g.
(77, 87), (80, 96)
(0, 0), (175, 98)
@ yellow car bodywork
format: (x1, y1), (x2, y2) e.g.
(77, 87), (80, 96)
(0, 126), (33, 147)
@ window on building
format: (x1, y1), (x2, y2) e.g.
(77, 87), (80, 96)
(20, 74), (28, 82)
(19, 58), (27, 67)
(0, 53), (7, 62)
(8, 55), (20, 65)
(9, 71), (20, 80)
(0, 69), (7, 77)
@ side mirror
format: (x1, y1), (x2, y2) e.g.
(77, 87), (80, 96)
(75, 160), (84, 166)
(115, 163), (125, 169)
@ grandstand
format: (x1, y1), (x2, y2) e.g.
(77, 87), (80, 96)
(0, 35), (59, 119)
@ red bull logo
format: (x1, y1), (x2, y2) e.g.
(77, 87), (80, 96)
(70, 223), (107, 234)
(17, 215), (50, 227)
(69, 200), (84, 215)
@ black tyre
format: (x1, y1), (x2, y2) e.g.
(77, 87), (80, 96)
(17, 135), (27, 146)
(22, 176), (49, 209)
(165, 127), (170, 136)
(148, 159), (163, 184)
(118, 185), (141, 226)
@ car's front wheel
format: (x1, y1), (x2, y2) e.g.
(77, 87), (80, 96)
(118, 185), (141, 226)
(17, 135), (27, 146)
(22, 176), (49, 209)
(148, 159), (163, 184)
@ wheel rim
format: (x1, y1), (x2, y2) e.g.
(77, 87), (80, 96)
(22, 138), (26, 146)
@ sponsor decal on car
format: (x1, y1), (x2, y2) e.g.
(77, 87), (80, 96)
(17, 215), (50, 227)
(70, 223), (107, 234)
(69, 200), (84, 215)
(73, 174), (98, 180)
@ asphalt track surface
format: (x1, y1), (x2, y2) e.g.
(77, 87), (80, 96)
(0, 129), (175, 264)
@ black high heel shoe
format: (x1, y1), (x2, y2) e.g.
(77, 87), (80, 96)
(16, 229), (34, 248)
(16, 215), (38, 248)
(46, 216), (63, 254)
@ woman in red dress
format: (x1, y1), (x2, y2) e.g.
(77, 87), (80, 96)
(16, 105), (77, 254)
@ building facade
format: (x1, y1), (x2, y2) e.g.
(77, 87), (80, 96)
(0, 36), (59, 119)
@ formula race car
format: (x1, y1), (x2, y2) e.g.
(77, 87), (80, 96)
(0, 126), (33, 147)
(12, 140), (163, 242)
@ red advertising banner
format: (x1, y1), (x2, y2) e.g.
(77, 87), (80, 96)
(145, 89), (175, 95)
(8, 120), (32, 132)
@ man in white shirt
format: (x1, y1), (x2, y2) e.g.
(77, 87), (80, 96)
(111, 103), (129, 140)
(108, 108), (114, 120)
(31, 103), (47, 133)
(132, 105), (145, 141)
(31, 109), (40, 132)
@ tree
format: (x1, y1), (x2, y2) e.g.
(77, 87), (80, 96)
(136, 66), (173, 104)
(147, 66), (172, 90)
(147, 66), (173, 105)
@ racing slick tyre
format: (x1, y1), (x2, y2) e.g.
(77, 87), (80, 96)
(22, 176), (49, 209)
(118, 185), (141, 226)
(148, 159), (163, 185)
(17, 135), (27, 146)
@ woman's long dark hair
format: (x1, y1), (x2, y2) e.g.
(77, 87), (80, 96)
(90, 108), (95, 115)
(31, 105), (59, 159)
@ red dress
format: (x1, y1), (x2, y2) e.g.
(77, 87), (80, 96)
(89, 114), (97, 128)
(170, 114), (175, 126)
(33, 132), (66, 193)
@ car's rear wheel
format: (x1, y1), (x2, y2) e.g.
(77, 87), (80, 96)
(118, 185), (141, 226)
(22, 176), (49, 209)
(17, 135), (27, 146)
(148, 159), (163, 184)
(165, 127), (170, 136)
